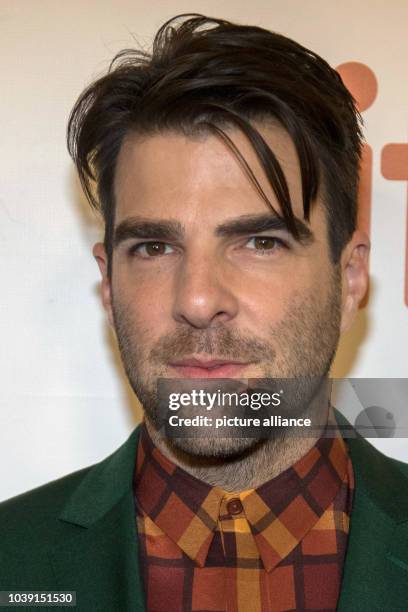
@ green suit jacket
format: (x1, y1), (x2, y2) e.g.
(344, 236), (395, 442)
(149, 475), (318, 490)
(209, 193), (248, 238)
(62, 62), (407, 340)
(1, 424), (408, 611)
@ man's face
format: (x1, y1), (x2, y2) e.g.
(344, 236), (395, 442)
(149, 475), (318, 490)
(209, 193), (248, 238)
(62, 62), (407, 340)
(94, 123), (368, 457)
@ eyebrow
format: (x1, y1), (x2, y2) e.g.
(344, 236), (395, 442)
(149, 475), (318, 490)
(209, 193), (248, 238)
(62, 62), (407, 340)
(114, 218), (183, 247)
(215, 214), (313, 242)
(113, 213), (314, 248)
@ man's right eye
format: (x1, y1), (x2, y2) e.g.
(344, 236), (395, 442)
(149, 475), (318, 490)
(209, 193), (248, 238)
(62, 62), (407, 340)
(128, 242), (174, 258)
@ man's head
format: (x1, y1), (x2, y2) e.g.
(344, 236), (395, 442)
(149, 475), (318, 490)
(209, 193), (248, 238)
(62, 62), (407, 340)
(68, 15), (369, 457)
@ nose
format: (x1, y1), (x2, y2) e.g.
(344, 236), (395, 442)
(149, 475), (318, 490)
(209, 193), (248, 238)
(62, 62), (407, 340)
(171, 253), (239, 329)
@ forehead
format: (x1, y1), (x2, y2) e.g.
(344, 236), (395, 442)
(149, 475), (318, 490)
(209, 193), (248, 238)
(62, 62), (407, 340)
(114, 123), (308, 226)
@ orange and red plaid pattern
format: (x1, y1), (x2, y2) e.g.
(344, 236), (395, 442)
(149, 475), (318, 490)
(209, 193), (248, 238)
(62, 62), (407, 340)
(133, 425), (354, 612)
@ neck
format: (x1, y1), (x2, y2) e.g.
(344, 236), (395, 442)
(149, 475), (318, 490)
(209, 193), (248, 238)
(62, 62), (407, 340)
(145, 407), (330, 491)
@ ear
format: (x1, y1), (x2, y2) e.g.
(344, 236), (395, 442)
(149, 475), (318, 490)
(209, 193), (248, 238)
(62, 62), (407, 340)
(93, 242), (114, 328)
(340, 230), (370, 333)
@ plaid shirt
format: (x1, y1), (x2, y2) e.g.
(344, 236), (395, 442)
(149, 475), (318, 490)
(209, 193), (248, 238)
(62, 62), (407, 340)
(133, 425), (354, 611)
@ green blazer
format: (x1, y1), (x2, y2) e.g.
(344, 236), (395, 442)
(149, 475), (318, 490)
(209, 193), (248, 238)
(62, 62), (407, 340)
(1, 425), (408, 611)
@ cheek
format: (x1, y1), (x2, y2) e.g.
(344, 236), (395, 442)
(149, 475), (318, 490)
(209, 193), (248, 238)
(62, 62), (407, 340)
(239, 263), (317, 325)
(112, 272), (170, 338)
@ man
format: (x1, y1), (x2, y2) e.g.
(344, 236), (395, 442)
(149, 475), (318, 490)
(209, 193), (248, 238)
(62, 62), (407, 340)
(1, 13), (408, 612)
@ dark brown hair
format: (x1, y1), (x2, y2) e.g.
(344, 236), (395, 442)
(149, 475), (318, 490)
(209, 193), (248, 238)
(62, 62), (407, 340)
(67, 14), (363, 276)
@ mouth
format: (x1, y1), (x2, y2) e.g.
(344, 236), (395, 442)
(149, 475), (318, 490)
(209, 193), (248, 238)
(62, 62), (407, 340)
(169, 357), (253, 379)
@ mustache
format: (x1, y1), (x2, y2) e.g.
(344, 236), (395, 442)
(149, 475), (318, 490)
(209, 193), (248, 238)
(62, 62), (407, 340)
(149, 326), (275, 364)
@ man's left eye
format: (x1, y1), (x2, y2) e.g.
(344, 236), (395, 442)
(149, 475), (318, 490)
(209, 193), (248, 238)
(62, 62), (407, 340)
(245, 236), (286, 252)
(130, 241), (174, 257)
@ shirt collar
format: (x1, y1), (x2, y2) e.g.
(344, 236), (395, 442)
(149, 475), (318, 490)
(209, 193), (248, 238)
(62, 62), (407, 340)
(133, 420), (350, 571)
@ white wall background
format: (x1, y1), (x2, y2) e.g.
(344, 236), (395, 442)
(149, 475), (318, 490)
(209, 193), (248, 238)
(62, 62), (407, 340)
(1, 0), (407, 501)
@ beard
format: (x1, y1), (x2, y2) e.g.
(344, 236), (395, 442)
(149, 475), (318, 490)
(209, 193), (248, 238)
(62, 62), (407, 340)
(111, 265), (342, 460)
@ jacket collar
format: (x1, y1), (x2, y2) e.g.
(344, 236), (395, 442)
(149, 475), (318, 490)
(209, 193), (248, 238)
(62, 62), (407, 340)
(59, 428), (140, 527)
(51, 429), (144, 611)
(335, 412), (408, 610)
(336, 411), (408, 522)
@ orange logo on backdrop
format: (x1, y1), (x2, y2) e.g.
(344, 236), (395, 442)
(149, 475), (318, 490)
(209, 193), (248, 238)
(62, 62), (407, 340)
(337, 62), (408, 307)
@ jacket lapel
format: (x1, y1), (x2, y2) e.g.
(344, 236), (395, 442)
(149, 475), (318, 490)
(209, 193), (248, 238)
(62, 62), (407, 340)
(337, 429), (408, 610)
(49, 427), (146, 612)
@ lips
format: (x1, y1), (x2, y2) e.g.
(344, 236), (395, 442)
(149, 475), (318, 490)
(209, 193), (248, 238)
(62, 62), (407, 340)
(169, 357), (252, 378)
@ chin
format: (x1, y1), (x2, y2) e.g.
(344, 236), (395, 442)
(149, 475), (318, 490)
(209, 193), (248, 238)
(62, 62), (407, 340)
(167, 435), (264, 461)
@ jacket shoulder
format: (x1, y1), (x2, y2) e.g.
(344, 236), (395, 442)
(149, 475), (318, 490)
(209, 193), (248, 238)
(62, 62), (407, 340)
(388, 454), (408, 478)
(0, 466), (93, 548)
(0, 427), (140, 559)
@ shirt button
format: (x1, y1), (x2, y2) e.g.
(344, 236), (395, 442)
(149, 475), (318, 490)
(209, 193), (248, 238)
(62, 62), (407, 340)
(227, 498), (243, 515)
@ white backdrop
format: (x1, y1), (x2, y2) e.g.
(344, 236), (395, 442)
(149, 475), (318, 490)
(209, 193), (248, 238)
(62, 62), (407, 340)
(1, 0), (407, 501)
